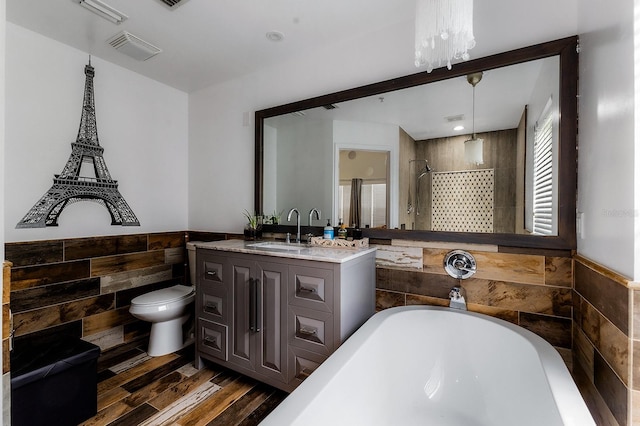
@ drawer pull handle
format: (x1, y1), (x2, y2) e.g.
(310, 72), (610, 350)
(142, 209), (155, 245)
(250, 278), (262, 332)
(298, 326), (317, 336)
(206, 270), (217, 276)
(204, 303), (220, 315)
(298, 367), (312, 379)
(299, 286), (316, 294)
(204, 336), (217, 346)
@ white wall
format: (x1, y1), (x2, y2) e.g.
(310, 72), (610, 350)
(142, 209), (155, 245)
(4, 24), (189, 242)
(577, 0), (637, 280)
(188, 20), (415, 233)
(263, 124), (278, 216)
(333, 120), (399, 228)
(275, 120), (333, 225)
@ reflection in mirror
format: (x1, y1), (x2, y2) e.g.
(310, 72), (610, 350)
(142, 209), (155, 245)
(263, 114), (334, 226)
(264, 56), (559, 234)
(337, 149), (390, 229)
(256, 37), (578, 249)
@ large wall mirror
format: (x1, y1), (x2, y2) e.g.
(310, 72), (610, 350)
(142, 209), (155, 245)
(255, 37), (577, 250)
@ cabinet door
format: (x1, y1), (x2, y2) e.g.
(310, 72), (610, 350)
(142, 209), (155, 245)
(255, 261), (288, 383)
(288, 264), (335, 313)
(288, 305), (334, 356)
(228, 257), (255, 371)
(198, 318), (228, 361)
(288, 346), (327, 387)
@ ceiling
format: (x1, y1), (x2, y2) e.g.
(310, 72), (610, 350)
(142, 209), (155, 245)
(7, 0), (580, 93)
(267, 56), (555, 140)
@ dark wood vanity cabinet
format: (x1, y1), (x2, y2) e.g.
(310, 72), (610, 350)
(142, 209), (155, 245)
(226, 257), (288, 383)
(194, 247), (376, 392)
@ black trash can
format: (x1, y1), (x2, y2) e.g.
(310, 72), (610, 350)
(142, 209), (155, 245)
(11, 335), (101, 426)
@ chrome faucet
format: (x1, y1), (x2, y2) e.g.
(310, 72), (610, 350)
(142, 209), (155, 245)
(308, 208), (321, 226)
(449, 286), (467, 310)
(287, 208), (301, 243)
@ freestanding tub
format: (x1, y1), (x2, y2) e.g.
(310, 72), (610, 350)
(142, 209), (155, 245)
(261, 305), (595, 426)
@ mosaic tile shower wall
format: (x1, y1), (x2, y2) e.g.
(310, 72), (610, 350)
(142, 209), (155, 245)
(431, 169), (494, 233)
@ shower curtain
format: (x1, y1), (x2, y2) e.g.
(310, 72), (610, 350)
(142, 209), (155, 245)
(349, 178), (362, 228)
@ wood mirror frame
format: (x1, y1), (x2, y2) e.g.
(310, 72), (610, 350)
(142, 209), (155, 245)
(255, 36), (578, 250)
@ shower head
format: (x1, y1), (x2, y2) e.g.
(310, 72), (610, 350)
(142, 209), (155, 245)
(417, 168), (430, 179)
(410, 159), (432, 173)
(417, 160), (432, 178)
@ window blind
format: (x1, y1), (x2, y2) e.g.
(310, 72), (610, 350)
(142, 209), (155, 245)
(532, 104), (554, 235)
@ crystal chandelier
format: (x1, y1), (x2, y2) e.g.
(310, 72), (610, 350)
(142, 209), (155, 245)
(414, 0), (476, 72)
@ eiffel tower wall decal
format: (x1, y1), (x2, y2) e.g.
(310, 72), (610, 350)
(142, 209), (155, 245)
(16, 59), (140, 228)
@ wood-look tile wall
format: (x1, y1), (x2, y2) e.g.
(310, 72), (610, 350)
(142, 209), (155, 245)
(413, 129), (518, 233)
(397, 128), (417, 230)
(2, 262), (11, 375)
(573, 255), (635, 426)
(5, 230), (634, 424)
(3, 261), (11, 426)
(374, 240), (574, 362)
(5, 232), (188, 352)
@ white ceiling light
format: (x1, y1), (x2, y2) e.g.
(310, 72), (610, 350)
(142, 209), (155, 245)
(414, 0), (476, 72)
(108, 31), (162, 61)
(77, 0), (128, 24)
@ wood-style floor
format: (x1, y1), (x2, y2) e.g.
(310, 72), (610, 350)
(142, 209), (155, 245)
(81, 338), (612, 426)
(82, 341), (287, 426)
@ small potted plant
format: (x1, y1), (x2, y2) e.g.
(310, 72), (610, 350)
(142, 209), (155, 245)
(270, 210), (283, 225)
(243, 210), (262, 240)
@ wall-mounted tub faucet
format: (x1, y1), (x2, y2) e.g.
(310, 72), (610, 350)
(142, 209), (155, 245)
(449, 286), (467, 310)
(443, 250), (477, 279)
(287, 208), (301, 243)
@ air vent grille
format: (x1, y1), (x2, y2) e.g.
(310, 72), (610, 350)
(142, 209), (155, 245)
(107, 31), (162, 61)
(158, 0), (191, 8)
(445, 114), (465, 122)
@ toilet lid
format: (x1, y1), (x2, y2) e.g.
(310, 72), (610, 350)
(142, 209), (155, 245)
(131, 285), (194, 305)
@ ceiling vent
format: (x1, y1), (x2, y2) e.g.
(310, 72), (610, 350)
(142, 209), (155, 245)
(107, 31), (162, 61)
(445, 114), (465, 122)
(157, 0), (192, 9)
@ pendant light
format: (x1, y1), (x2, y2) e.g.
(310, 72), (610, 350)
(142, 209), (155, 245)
(464, 72), (484, 165)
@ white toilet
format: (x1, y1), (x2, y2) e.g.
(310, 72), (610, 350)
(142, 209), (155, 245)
(129, 241), (200, 356)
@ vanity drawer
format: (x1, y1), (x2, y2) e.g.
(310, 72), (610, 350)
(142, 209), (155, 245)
(198, 281), (228, 324)
(288, 306), (334, 355)
(288, 265), (334, 313)
(198, 318), (228, 361)
(197, 252), (225, 285)
(288, 346), (327, 386)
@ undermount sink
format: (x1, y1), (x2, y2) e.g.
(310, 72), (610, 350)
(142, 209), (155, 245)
(248, 242), (308, 251)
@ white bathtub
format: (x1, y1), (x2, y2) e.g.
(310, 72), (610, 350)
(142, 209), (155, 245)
(261, 305), (595, 426)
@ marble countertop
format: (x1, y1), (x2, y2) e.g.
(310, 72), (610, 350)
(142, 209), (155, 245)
(192, 239), (377, 263)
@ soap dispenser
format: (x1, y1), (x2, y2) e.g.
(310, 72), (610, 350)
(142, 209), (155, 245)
(337, 219), (347, 239)
(323, 219), (334, 239)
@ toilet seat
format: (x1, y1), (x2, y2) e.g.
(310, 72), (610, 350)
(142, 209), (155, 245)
(131, 285), (194, 306)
